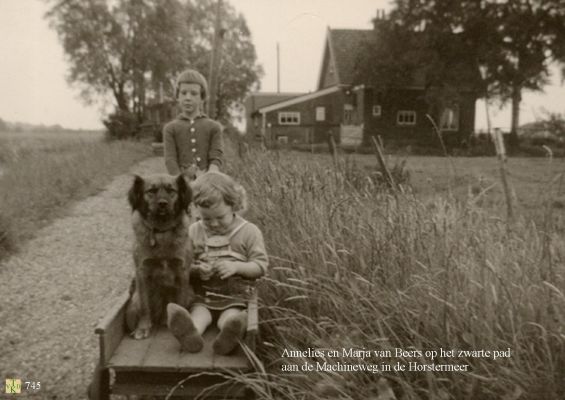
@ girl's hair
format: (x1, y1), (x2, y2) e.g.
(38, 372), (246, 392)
(191, 172), (248, 213)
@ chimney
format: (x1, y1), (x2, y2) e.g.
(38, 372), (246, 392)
(372, 9), (386, 30)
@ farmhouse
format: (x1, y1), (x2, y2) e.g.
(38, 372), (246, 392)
(243, 92), (305, 141)
(246, 17), (479, 149)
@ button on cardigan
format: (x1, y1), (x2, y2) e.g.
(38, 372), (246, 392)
(163, 114), (224, 175)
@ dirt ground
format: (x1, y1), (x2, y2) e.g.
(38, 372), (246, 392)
(0, 156), (165, 399)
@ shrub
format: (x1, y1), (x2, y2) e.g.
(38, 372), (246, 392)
(152, 126), (163, 143)
(103, 110), (139, 140)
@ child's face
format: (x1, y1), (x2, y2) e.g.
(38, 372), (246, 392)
(177, 82), (203, 118)
(198, 200), (235, 235)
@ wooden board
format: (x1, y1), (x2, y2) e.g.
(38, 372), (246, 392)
(108, 326), (251, 372)
(111, 371), (251, 398)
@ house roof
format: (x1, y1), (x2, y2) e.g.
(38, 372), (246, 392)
(319, 27), (481, 92)
(244, 92), (305, 114)
(318, 28), (373, 89)
(257, 85), (345, 114)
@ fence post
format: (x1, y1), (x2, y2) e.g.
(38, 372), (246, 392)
(371, 136), (399, 193)
(492, 128), (515, 222)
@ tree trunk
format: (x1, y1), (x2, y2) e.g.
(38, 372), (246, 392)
(509, 84), (521, 148)
(114, 83), (129, 114)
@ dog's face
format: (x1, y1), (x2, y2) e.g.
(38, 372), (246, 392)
(128, 174), (191, 219)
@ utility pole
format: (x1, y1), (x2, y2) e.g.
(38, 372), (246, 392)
(277, 42), (280, 93)
(208, 0), (224, 119)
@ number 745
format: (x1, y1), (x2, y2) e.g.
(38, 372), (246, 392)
(24, 381), (41, 390)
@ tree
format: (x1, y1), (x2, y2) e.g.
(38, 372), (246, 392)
(201, 0), (263, 122)
(168, 0), (264, 123)
(44, 0), (262, 126)
(0, 118), (7, 132)
(365, 0), (565, 145)
(357, 11), (482, 126)
(481, 0), (565, 144)
(45, 0), (193, 119)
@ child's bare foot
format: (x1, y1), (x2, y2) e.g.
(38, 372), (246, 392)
(167, 303), (203, 353)
(213, 311), (247, 355)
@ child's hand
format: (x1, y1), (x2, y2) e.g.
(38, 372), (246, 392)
(183, 164), (198, 181)
(193, 262), (215, 280)
(215, 260), (239, 279)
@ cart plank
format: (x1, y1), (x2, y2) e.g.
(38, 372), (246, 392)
(177, 328), (216, 370)
(142, 327), (181, 370)
(108, 331), (154, 369)
(108, 326), (252, 372)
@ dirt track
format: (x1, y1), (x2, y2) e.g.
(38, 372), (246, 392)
(0, 156), (165, 399)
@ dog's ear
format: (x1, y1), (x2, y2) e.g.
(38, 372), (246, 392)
(175, 174), (192, 213)
(128, 175), (145, 212)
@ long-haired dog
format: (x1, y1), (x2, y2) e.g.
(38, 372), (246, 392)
(125, 174), (193, 339)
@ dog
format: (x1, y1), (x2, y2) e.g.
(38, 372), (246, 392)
(125, 173), (193, 339)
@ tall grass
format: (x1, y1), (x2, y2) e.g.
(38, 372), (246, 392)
(0, 136), (150, 259)
(224, 147), (565, 400)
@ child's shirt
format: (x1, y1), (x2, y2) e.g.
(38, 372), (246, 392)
(189, 215), (268, 310)
(163, 113), (223, 175)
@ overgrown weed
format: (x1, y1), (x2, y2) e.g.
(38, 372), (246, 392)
(224, 146), (565, 400)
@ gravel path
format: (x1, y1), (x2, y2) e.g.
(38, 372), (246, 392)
(0, 156), (166, 399)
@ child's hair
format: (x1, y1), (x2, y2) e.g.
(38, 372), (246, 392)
(191, 172), (248, 213)
(175, 68), (208, 100)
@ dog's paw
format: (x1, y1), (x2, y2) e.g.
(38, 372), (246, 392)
(132, 318), (152, 339)
(132, 327), (152, 339)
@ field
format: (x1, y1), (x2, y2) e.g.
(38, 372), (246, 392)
(0, 130), (150, 258)
(223, 146), (565, 400)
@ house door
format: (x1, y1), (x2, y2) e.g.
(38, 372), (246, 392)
(340, 104), (363, 147)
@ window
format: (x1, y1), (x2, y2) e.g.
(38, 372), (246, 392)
(315, 107), (326, 121)
(277, 136), (289, 144)
(343, 104), (353, 125)
(278, 111), (300, 125)
(397, 110), (416, 126)
(440, 106), (460, 131)
(372, 105), (382, 117)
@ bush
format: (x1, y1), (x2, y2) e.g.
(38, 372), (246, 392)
(103, 110), (139, 140)
(153, 126), (163, 143)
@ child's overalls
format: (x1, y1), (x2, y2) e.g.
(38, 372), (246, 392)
(191, 220), (255, 310)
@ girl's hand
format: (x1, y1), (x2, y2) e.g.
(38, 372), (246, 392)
(193, 262), (215, 280)
(215, 260), (239, 279)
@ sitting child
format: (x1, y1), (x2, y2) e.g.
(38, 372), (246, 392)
(167, 171), (268, 354)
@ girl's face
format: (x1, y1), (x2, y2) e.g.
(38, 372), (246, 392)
(177, 82), (203, 118)
(198, 200), (235, 235)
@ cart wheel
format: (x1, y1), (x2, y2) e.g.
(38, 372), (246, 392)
(88, 364), (110, 400)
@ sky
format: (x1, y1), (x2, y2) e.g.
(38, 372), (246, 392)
(0, 0), (563, 130)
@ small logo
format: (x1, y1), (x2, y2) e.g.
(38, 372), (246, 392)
(5, 379), (21, 394)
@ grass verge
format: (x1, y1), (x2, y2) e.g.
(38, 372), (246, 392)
(0, 136), (150, 260)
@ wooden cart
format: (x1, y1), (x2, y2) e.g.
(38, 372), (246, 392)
(88, 291), (259, 399)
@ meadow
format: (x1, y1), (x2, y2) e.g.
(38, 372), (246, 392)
(1, 131), (563, 399)
(0, 131), (150, 259)
(222, 146), (565, 400)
